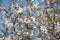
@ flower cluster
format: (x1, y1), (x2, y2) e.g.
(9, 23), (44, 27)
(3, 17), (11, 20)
(0, 0), (60, 40)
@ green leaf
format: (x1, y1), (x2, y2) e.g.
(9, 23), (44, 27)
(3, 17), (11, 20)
(18, 13), (25, 17)
(45, 16), (52, 21)
(55, 18), (60, 22)
(22, 36), (32, 40)
(25, 23), (32, 30)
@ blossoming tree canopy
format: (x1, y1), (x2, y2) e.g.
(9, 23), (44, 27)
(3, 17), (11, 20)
(0, 0), (60, 40)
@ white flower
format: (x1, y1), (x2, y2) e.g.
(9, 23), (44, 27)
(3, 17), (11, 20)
(15, 3), (19, 8)
(20, 18), (23, 21)
(10, 13), (16, 18)
(40, 26), (47, 32)
(37, 38), (41, 40)
(40, 10), (43, 15)
(40, 26), (43, 30)
(34, 1), (39, 7)
(26, 32), (29, 35)
(16, 7), (23, 13)
(11, 3), (14, 7)
(47, 8), (53, 12)
(18, 18), (23, 23)
(9, 23), (13, 27)
(5, 36), (11, 40)
(24, 18), (28, 23)
(27, 19), (31, 23)
(17, 31), (21, 35)
(2, 11), (6, 14)
(57, 22), (60, 26)
(5, 20), (8, 24)
(47, 1), (50, 4)
(28, 6), (31, 12)
(0, 6), (5, 10)
(24, 18), (31, 23)
(5, 21), (13, 28)
(34, 26), (36, 29)
(31, 32), (34, 36)
(31, 17), (35, 22)
(55, 30), (60, 33)
(18, 7), (23, 13)
(7, 23), (13, 28)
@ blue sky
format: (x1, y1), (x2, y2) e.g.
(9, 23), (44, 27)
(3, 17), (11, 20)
(0, 0), (60, 31)
(0, 0), (9, 30)
(1, 0), (9, 9)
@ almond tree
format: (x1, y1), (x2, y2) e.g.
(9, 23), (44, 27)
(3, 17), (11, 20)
(0, 0), (60, 40)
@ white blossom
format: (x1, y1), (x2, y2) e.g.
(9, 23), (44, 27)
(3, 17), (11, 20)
(15, 3), (19, 8)
(5, 36), (11, 40)
(0, 6), (5, 10)
(26, 32), (29, 35)
(24, 18), (31, 23)
(17, 31), (22, 35)
(30, 32), (34, 36)
(47, 1), (50, 4)
(31, 17), (35, 22)
(33, 25), (36, 29)
(34, 1), (39, 7)
(0, 0), (60, 40)
(47, 8), (53, 12)
(16, 7), (23, 13)
(18, 18), (23, 23)
(57, 22), (60, 26)
(10, 13), (16, 18)
(37, 38), (41, 40)
(4, 21), (13, 28)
